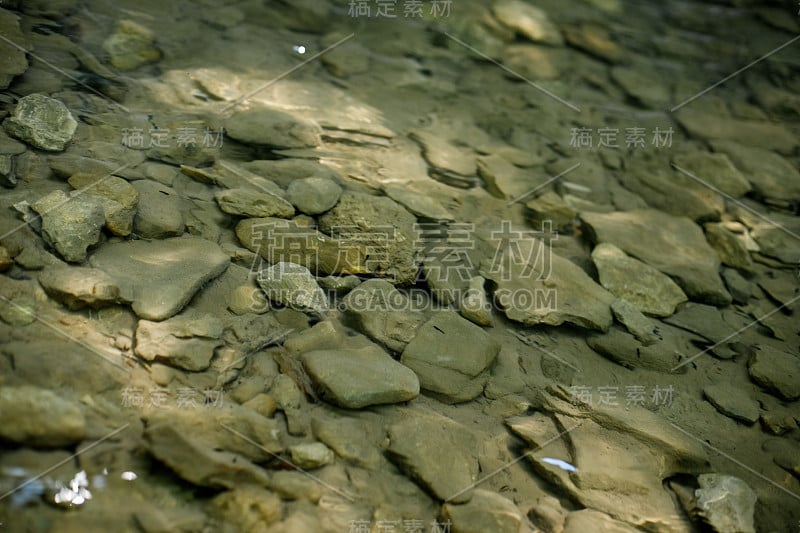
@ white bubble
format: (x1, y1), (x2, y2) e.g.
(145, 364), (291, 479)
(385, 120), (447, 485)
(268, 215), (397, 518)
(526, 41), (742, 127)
(293, 45), (306, 54)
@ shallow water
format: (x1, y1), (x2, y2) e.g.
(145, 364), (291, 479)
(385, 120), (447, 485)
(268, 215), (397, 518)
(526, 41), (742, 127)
(0, 0), (798, 532)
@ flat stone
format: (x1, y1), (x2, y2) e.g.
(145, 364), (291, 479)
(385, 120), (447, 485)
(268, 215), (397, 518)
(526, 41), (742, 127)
(582, 209), (731, 306)
(694, 474), (756, 533)
(68, 173), (139, 236)
(340, 279), (426, 353)
(102, 19), (160, 70)
(132, 180), (185, 238)
(384, 184), (453, 221)
(563, 23), (624, 63)
(215, 187), (295, 218)
(409, 128), (477, 177)
(37, 265), (128, 309)
(311, 414), (383, 469)
(610, 298), (659, 345)
(0, 8), (29, 89)
(611, 65), (670, 108)
(664, 303), (753, 357)
(492, 0), (563, 45)
(442, 490), (524, 533)
(3, 94), (77, 151)
(225, 107), (321, 149)
(228, 284), (269, 315)
(672, 151), (751, 198)
(300, 345), (419, 409)
(89, 236), (230, 320)
(318, 191), (418, 284)
(286, 177), (342, 215)
(676, 110), (797, 155)
(592, 243), (687, 317)
(385, 410), (479, 503)
(586, 324), (696, 373)
(484, 238), (615, 331)
(721, 268), (751, 305)
(0, 386), (85, 447)
(31, 190), (105, 263)
(135, 314), (223, 371)
(401, 311), (500, 403)
(256, 261), (327, 317)
(704, 222), (755, 273)
(748, 349), (800, 401)
(525, 191), (577, 231)
(710, 140), (800, 201)
(143, 408), (275, 489)
(209, 487), (282, 532)
(703, 384), (759, 425)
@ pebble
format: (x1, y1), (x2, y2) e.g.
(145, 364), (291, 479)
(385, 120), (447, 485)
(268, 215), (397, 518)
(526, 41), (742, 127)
(102, 19), (161, 70)
(0, 386), (85, 447)
(31, 190), (105, 263)
(286, 177), (342, 215)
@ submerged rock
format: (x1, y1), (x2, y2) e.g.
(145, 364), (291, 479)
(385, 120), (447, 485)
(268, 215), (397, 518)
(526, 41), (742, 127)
(89, 236), (229, 320)
(135, 314), (223, 371)
(68, 173), (139, 237)
(694, 474), (756, 533)
(385, 410), (479, 503)
(0, 386), (85, 447)
(0, 8), (29, 89)
(37, 265), (128, 309)
(582, 209), (731, 306)
(224, 107), (321, 149)
(300, 345), (419, 408)
(286, 177), (342, 215)
(442, 489), (525, 533)
(257, 262), (328, 317)
(401, 311), (500, 403)
(31, 190), (105, 263)
(748, 349), (800, 401)
(102, 19), (161, 70)
(3, 94), (77, 151)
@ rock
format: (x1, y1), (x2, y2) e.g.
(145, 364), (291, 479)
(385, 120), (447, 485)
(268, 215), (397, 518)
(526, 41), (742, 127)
(68, 173), (139, 236)
(400, 311), (500, 403)
(694, 474), (756, 533)
(704, 222), (754, 273)
(311, 414), (383, 469)
(318, 191), (418, 284)
(0, 246), (12, 271)
(563, 509), (640, 533)
(409, 128), (477, 177)
(239, 159), (341, 189)
(763, 438), (800, 480)
(3, 94), (77, 151)
(215, 187), (295, 218)
(0, 154), (15, 187)
(671, 152), (751, 198)
(143, 410), (273, 489)
(460, 276), (494, 327)
(562, 23), (623, 63)
(702, 384), (759, 425)
(132, 180), (185, 239)
(484, 238), (615, 331)
(135, 314), (223, 371)
(582, 209), (731, 306)
(676, 110), (797, 155)
(102, 19), (160, 70)
(228, 284), (269, 315)
(31, 190), (105, 263)
(502, 44), (566, 81)
(710, 140), (800, 201)
(89, 236), (229, 320)
(0, 8), (29, 89)
(257, 262), (327, 317)
(442, 490), (524, 533)
(385, 410), (479, 503)
(491, 0), (563, 45)
(209, 487), (282, 532)
(587, 324), (694, 373)
(266, 470), (321, 502)
(744, 210), (800, 265)
(525, 191), (577, 231)
(477, 154), (538, 200)
(384, 185), (453, 221)
(610, 298), (659, 345)
(592, 243), (687, 317)
(225, 107), (321, 149)
(748, 349), (800, 401)
(0, 386), (85, 447)
(37, 265), (128, 309)
(721, 268), (751, 305)
(316, 275), (360, 296)
(610, 66), (670, 108)
(286, 177), (342, 215)
(236, 217), (366, 277)
(288, 442), (334, 469)
(340, 279), (426, 353)
(300, 344), (420, 408)
(664, 303), (754, 359)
